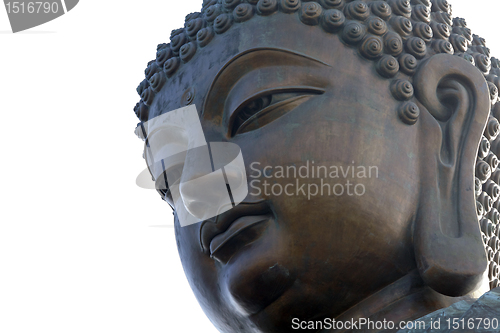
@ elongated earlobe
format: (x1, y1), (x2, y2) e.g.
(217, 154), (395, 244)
(413, 54), (490, 296)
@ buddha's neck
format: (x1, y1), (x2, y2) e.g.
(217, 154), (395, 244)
(327, 270), (482, 333)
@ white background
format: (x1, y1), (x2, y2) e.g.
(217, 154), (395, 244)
(0, 1), (498, 332)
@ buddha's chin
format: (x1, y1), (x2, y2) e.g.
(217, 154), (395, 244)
(226, 260), (295, 315)
(219, 224), (296, 319)
(221, 249), (341, 332)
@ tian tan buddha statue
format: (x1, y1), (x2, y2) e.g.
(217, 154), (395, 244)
(132, 0), (500, 331)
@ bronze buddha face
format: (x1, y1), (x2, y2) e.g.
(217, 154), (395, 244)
(134, 0), (500, 332)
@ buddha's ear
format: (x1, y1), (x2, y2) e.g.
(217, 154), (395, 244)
(413, 53), (489, 296)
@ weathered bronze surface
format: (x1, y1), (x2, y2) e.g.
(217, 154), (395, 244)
(133, 0), (500, 331)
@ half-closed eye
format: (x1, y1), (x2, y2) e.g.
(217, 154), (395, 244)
(230, 87), (325, 136)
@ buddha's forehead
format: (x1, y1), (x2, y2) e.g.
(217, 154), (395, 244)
(148, 13), (361, 121)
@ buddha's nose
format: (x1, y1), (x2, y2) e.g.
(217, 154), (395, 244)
(178, 142), (248, 221)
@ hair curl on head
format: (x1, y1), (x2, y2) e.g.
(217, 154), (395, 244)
(133, 0), (500, 121)
(133, 0), (500, 289)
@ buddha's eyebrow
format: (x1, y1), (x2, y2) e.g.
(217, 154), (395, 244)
(203, 47), (331, 115)
(217, 47), (331, 73)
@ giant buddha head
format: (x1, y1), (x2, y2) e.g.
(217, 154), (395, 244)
(132, 0), (500, 331)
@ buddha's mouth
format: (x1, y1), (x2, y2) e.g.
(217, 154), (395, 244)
(210, 214), (271, 263)
(199, 200), (272, 262)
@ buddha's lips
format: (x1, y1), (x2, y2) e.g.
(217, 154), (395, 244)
(210, 215), (271, 259)
(199, 200), (271, 255)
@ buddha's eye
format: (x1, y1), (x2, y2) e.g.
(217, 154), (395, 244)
(230, 88), (324, 137)
(236, 95), (272, 124)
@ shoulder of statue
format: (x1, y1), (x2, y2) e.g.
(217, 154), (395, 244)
(397, 288), (500, 333)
